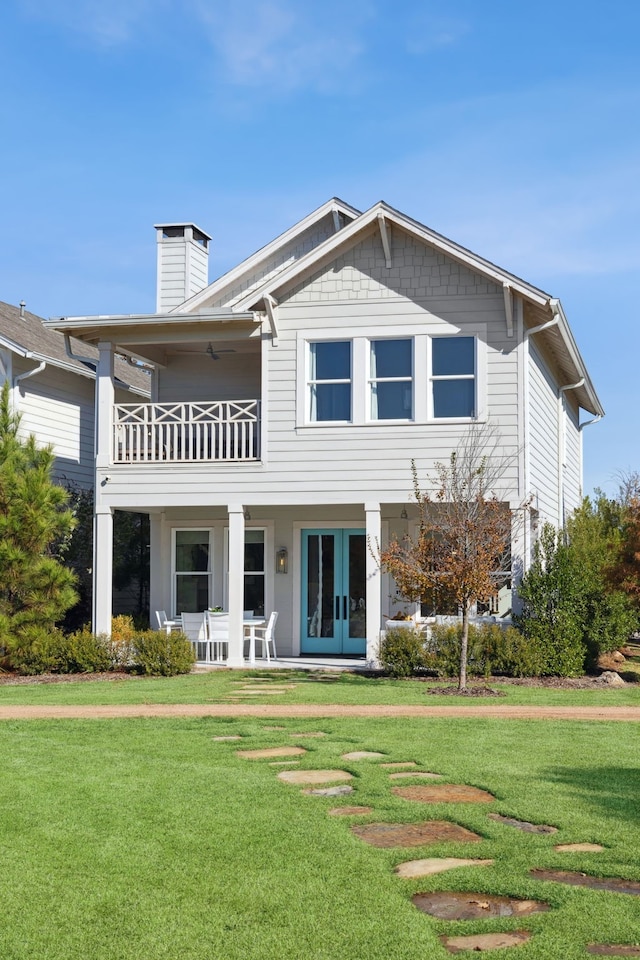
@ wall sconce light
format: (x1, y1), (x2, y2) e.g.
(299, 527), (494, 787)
(400, 507), (408, 520)
(276, 547), (288, 574)
(244, 508), (251, 521)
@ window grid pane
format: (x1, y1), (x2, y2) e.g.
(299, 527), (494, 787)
(370, 339), (413, 420)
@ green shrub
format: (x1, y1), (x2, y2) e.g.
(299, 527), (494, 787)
(429, 621), (555, 678)
(7, 626), (67, 674)
(378, 626), (430, 678)
(62, 629), (112, 673)
(131, 630), (195, 676)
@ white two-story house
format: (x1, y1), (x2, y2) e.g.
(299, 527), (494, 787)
(47, 198), (603, 664)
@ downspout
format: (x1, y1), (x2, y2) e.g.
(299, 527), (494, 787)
(12, 359), (47, 414)
(64, 333), (95, 368)
(558, 378), (585, 528)
(578, 413), (603, 499)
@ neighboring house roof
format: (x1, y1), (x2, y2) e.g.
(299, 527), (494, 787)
(0, 300), (150, 395)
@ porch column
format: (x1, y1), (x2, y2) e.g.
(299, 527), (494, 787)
(227, 504), (246, 666)
(365, 501), (382, 665)
(93, 505), (113, 636)
(95, 341), (114, 468)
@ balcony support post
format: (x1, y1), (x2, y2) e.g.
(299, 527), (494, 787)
(227, 504), (246, 666)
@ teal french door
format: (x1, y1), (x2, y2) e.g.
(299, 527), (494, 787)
(301, 529), (366, 655)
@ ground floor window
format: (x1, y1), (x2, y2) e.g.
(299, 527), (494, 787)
(244, 530), (265, 616)
(173, 529), (211, 615)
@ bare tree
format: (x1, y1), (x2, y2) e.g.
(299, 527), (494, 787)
(379, 424), (518, 691)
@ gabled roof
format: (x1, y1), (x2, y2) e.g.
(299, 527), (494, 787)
(174, 197), (361, 314)
(0, 301), (150, 396)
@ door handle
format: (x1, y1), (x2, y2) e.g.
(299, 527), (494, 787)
(335, 596), (340, 620)
(344, 596), (348, 620)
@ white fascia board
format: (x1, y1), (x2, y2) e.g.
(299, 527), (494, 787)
(553, 301), (605, 417)
(173, 197), (361, 315)
(0, 333), (98, 380)
(45, 311), (258, 336)
(232, 201), (552, 312)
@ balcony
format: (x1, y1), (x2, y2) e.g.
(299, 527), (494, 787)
(113, 400), (260, 464)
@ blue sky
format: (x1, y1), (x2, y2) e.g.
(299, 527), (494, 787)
(1, 0), (638, 496)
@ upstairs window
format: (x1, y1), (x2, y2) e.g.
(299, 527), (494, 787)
(370, 338), (413, 420)
(309, 341), (352, 421)
(431, 336), (476, 418)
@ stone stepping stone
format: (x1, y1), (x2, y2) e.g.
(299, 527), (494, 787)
(328, 806), (373, 817)
(488, 813), (557, 834)
(389, 771), (442, 781)
(289, 732), (326, 738)
(530, 869), (640, 896)
(211, 735), (243, 741)
(441, 931), (531, 954)
(555, 842), (605, 853)
(341, 751), (385, 761)
(412, 891), (549, 920)
(237, 746), (307, 760)
(381, 762), (417, 769)
(351, 820), (482, 848)
(278, 769), (353, 786)
(303, 785), (354, 797)
(587, 946), (640, 956)
(393, 784), (495, 804)
(395, 857), (494, 878)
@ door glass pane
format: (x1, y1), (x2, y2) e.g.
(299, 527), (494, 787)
(306, 534), (335, 637)
(347, 534), (366, 639)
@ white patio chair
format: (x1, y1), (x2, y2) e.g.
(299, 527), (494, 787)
(155, 610), (181, 635)
(204, 611), (230, 663)
(250, 611), (278, 663)
(181, 612), (208, 662)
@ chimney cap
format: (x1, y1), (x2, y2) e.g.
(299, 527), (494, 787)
(154, 222), (212, 241)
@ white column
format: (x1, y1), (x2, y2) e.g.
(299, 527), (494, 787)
(227, 504), (246, 666)
(93, 506), (114, 636)
(365, 501), (382, 665)
(95, 341), (114, 468)
(148, 513), (163, 623)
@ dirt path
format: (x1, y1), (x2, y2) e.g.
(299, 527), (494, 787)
(1, 704), (639, 721)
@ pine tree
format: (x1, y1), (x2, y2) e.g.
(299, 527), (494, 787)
(0, 383), (78, 654)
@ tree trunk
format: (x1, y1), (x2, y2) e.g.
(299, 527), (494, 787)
(458, 603), (469, 691)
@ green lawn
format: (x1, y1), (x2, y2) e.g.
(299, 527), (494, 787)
(1, 668), (640, 707)
(1, 712), (639, 959)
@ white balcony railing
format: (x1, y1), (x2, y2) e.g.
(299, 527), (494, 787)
(113, 400), (260, 463)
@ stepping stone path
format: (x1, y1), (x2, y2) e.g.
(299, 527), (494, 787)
(530, 869), (640, 896)
(412, 891), (549, 920)
(554, 842), (604, 853)
(328, 806), (373, 817)
(269, 760), (300, 766)
(388, 771), (442, 781)
(303, 785), (353, 797)
(211, 735), (243, 741)
(395, 857), (494, 878)
(393, 784), (495, 804)
(352, 820), (482, 848)
(381, 761), (417, 769)
(289, 732), (326, 738)
(441, 931), (531, 954)
(278, 769), (353, 786)
(341, 751), (385, 760)
(488, 813), (557, 833)
(587, 947), (640, 957)
(237, 746), (307, 760)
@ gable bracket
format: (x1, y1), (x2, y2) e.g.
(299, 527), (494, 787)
(377, 214), (392, 268)
(263, 296), (279, 345)
(503, 283), (514, 338)
(332, 207), (342, 233)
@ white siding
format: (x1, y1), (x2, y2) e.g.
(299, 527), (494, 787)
(528, 342), (559, 526)
(158, 353), (260, 403)
(563, 396), (582, 519)
(14, 361), (95, 489)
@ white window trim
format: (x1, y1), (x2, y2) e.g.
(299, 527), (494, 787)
(367, 336), (415, 423)
(428, 333), (485, 422)
(171, 527), (213, 618)
(307, 338), (353, 425)
(297, 325), (486, 427)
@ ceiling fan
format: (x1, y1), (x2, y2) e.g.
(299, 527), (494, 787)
(206, 343), (236, 360)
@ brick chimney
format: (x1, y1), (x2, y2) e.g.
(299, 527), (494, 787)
(155, 223), (212, 312)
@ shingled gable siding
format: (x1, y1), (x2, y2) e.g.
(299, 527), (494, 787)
(528, 341), (560, 525)
(209, 214), (338, 310)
